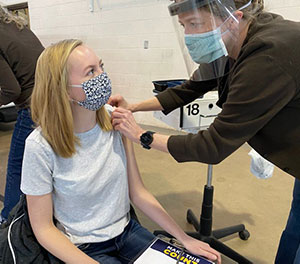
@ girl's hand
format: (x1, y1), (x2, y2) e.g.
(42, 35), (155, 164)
(181, 235), (221, 264)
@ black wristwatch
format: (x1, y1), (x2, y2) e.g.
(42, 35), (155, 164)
(140, 131), (155, 150)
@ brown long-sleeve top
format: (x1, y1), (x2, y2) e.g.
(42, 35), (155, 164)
(156, 12), (300, 179)
(0, 22), (44, 109)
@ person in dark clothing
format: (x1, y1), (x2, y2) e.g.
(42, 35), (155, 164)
(109, 0), (300, 263)
(0, 5), (44, 222)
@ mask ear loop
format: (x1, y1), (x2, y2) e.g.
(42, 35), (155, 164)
(69, 98), (81, 104)
(68, 84), (85, 104)
(218, 0), (252, 24)
(220, 0), (252, 43)
(69, 84), (83, 88)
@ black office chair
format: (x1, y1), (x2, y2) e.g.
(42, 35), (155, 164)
(0, 105), (18, 123)
(130, 204), (140, 224)
(154, 164), (252, 264)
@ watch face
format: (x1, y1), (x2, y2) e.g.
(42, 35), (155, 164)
(140, 131), (155, 149)
(141, 132), (152, 144)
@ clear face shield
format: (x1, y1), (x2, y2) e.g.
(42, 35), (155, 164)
(169, 0), (252, 81)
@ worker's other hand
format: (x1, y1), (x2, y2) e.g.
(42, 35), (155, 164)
(108, 94), (130, 110)
(181, 235), (221, 264)
(111, 107), (144, 143)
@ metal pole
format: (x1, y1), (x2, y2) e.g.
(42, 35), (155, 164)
(89, 0), (94, 12)
(206, 164), (213, 187)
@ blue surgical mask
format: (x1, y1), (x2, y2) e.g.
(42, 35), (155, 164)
(70, 72), (112, 111)
(185, 26), (228, 64)
(184, 0), (252, 64)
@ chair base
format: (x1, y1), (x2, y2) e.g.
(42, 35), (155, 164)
(154, 184), (253, 264)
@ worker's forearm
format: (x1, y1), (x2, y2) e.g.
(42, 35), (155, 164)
(112, 107), (170, 153)
(150, 133), (170, 153)
(132, 189), (189, 243)
(34, 225), (98, 264)
(134, 131), (170, 153)
(130, 97), (163, 112)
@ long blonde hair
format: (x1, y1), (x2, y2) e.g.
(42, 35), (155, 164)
(0, 5), (26, 30)
(31, 39), (113, 158)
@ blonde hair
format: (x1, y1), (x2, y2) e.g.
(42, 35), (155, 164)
(0, 5), (26, 30)
(31, 39), (113, 158)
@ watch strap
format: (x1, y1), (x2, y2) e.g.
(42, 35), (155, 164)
(140, 131), (155, 150)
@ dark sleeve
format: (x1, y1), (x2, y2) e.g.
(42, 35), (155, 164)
(156, 78), (217, 115)
(0, 54), (21, 105)
(167, 54), (296, 164)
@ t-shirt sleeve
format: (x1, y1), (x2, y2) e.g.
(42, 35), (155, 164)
(21, 138), (54, 195)
(104, 104), (114, 115)
(167, 54), (296, 164)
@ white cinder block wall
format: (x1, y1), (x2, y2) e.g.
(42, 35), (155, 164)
(28, 0), (189, 128)
(2, 0), (300, 127)
(265, 0), (300, 21)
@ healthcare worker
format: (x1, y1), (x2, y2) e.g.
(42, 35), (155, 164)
(110, 0), (300, 263)
(0, 5), (44, 223)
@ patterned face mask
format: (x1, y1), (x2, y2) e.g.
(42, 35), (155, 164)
(70, 72), (112, 111)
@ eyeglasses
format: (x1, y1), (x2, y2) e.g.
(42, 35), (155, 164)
(176, 246), (185, 264)
(167, 238), (187, 264)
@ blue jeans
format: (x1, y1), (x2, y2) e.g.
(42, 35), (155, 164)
(1, 108), (34, 219)
(275, 179), (300, 264)
(78, 219), (156, 264)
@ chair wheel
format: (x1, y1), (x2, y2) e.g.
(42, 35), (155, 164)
(186, 209), (193, 224)
(239, 229), (250, 240)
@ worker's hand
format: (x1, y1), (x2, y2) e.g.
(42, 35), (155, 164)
(111, 107), (145, 143)
(181, 235), (221, 264)
(108, 94), (130, 110)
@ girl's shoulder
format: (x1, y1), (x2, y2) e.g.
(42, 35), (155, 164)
(26, 127), (53, 152)
(103, 104), (122, 138)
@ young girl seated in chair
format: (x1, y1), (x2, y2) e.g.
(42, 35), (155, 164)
(20, 39), (221, 264)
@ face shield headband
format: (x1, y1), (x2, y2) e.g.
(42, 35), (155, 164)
(169, 0), (252, 17)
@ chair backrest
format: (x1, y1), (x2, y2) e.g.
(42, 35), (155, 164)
(0, 195), (62, 264)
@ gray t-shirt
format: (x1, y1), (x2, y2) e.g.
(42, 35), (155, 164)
(21, 106), (130, 244)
